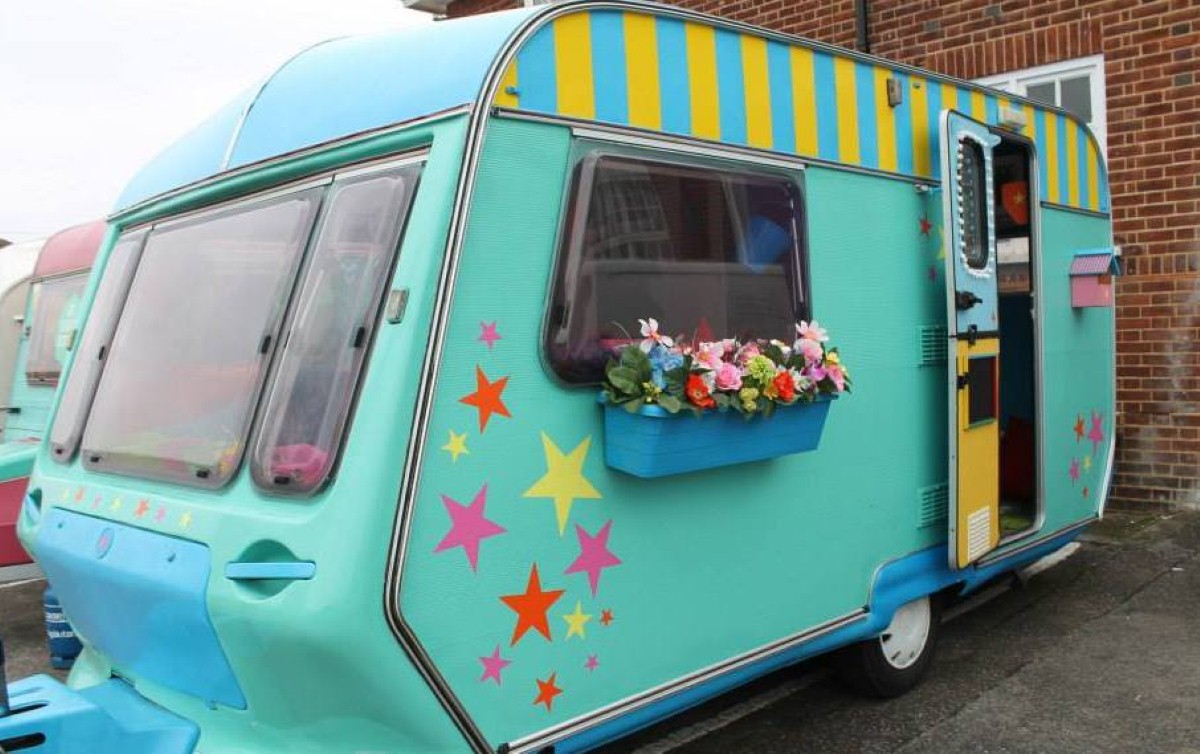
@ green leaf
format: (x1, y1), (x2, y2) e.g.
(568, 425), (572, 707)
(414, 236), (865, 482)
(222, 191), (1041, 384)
(657, 393), (683, 413)
(607, 366), (641, 395)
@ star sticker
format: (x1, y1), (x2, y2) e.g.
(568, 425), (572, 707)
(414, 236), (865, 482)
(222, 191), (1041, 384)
(565, 520), (622, 596)
(441, 430), (469, 462)
(919, 215), (932, 236)
(459, 366), (511, 433)
(533, 673), (563, 712)
(75, 487), (85, 502)
(58, 488), (69, 503)
(562, 600), (592, 640)
(1013, 189), (1026, 206)
(600, 608), (614, 627)
(1082, 485), (1089, 498)
(154, 506), (167, 523)
(110, 497), (123, 512)
(179, 511), (193, 529)
(91, 495), (102, 510)
(478, 321), (502, 350)
(134, 499), (150, 518)
(524, 433), (602, 535)
(585, 654), (599, 673)
(478, 645), (511, 685)
(1073, 414), (1085, 442)
(1088, 411), (1104, 455)
(1068, 458), (1080, 483)
(433, 484), (506, 572)
(500, 564), (565, 646)
(928, 265), (938, 282)
(1083, 455), (1092, 471)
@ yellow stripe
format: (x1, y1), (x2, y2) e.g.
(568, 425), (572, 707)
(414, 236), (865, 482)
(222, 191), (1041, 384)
(742, 36), (772, 149)
(911, 77), (931, 176)
(554, 15), (595, 119)
(834, 56), (859, 163)
(790, 47), (817, 156)
(624, 13), (661, 130)
(1066, 120), (1080, 206)
(941, 82), (958, 116)
(1022, 103), (1037, 142)
(970, 90), (986, 121)
(875, 67), (897, 171)
(1045, 114), (1060, 204)
(495, 60), (518, 108)
(685, 23), (720, 139)
(1086, 136), (1100, 210)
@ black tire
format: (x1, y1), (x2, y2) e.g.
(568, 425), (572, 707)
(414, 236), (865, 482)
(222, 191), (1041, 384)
(835, 594), (941, 699)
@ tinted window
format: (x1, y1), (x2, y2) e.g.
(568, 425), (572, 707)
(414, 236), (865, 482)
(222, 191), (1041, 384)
(25, 272), (89, 385)
(959, 139), (989, 270)
(546, 154), (807, 383)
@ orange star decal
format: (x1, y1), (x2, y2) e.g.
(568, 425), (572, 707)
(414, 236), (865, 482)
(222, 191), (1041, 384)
(600, 608), (614, 627)
(919, 215), (932, 236)
(1073, 414), (1085, 442)
(459, 365), (511, 432)
(134, 499), (151, 518)
(533, 672), (563, 712)
(500, 564), (564, 646)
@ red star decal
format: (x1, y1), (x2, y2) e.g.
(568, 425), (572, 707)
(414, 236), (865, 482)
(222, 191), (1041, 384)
(75, 487), (85, 502)
(599, 608), (614, 627)
(134, 499), (151, 518)
(1073, 415), (1085, 442)
(459, 366), (511, 432)
(500, 564), (565, 646)
(533, 673), (563, 712)
(919, 216), (933, 236)
(1082, 486), (1089, 498)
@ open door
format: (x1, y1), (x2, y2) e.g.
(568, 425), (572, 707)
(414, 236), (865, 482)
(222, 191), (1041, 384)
(941, 111), (1001, 569)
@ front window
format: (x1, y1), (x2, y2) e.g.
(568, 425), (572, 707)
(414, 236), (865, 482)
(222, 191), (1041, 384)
(81, 188), (322, 486)
(25, 272), (89, 385)
(546, 151), (808, 384)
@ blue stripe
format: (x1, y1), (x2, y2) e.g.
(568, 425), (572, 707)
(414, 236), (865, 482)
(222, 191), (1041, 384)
(985, 94), (999, 125)
(894, 72), (914, 174)
(1057, 114), (1070, 202)
(589, 11), (628, 124)
(854, 62), (878, 168)
(813, 52), (838, 161)
(927, 81), (942, 177)
(956, 87), (971, 114)
(1035, 108), (1048, 202)
(656, 17), (691, 135)
(715, 29), (747, 145)
(517, 27), (557, 113)
(766, 41), (796, 155)
(1077, 124), (1090, 209)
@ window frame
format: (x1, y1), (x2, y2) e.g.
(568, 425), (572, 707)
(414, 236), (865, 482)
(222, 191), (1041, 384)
(976, 54), (1107, 153)
(542, 140), (812, 387)
(23, 269), (91, 386)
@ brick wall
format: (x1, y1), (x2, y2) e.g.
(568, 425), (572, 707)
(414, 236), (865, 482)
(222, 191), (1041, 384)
(446, 0), (1200, 509)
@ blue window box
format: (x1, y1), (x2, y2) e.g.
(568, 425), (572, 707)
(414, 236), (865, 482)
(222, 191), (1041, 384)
(601, 396), (836, 478)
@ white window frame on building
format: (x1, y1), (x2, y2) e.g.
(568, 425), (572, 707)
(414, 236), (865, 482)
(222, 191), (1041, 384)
(977, 55), (1107, 154)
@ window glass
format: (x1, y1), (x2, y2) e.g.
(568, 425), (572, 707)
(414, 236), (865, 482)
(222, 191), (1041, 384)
(547, 154), (807, 384)
(1024, 81), (1056, 107)
(25, 272), (89, 385)
(81, 189), (322, 486)
(251, 165), (421, 494)
(1059, 76), (1093, 123)
(49, 234), (145, 462)
(959, 139), (989, 270)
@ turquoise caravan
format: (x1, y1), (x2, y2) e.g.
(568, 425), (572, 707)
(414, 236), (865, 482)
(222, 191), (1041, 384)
(0, 223), (102, 578)
(1, 1), (1115, 752)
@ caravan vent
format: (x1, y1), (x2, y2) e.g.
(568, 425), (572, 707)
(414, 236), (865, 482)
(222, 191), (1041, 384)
(918, 483), (948, 528)
(918, 325), (948, 365)
(966, 508), (993, 561)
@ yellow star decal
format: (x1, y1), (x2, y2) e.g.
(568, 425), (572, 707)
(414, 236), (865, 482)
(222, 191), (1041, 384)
(562, 600), (592, 640)
(441, 430), (469, 463)
(523, 432), (601, 535)
(1083, 455), (1092, 471)
(179, 511), (193, 529)
(59, 488), (69, 503)
(110, 497), (123, 512)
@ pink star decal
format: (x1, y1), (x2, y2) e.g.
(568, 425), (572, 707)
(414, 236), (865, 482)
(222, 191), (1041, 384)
(433, 484), (506, 571)
(928, 265), (938, 282)
(1068, 458), (1080, 484)
(478, 321), (502, 350)
(154, 506), (167, 523)
(1088, 412), (1104, 455)
(479, 645), (511, 685)
(565, 520), (622, 597)
(585, 654), (599, 673)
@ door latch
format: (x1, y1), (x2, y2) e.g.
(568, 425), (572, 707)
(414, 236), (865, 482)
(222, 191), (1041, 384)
(957, 373), (970, 390)
(955, 290), (983, 311)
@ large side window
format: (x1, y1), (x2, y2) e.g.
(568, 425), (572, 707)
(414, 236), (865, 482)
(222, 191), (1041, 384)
(25, 271), (90, 385)
(250, 164), (421, 495)
(546, 152), (808, 384)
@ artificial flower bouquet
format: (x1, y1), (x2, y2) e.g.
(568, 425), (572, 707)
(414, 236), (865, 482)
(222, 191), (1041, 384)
(601, 318), (850, 417)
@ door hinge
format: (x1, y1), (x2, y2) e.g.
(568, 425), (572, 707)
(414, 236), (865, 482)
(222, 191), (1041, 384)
(957, 373), (970, 390)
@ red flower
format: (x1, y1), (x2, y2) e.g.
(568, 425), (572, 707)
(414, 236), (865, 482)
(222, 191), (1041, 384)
(772, 371), (795, 402)
(685, 374), (716, 409)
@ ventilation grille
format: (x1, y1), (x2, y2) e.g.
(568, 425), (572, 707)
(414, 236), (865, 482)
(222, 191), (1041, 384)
(918, 325), (948, 366)
(918, 483), (949, 528)
(966, 508), (993, 561)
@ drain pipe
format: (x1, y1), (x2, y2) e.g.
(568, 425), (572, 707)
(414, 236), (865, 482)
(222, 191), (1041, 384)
(855, 0), (871, 53)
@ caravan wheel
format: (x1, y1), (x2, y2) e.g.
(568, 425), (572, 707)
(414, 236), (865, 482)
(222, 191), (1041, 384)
(836, 594), (941, 698)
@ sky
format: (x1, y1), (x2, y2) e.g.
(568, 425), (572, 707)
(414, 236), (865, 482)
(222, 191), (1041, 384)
(0, 0), (428, 243)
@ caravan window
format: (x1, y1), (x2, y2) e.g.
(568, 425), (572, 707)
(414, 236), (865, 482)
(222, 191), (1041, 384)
(546, 153), (808, 384)
(25, 272), (89, 385)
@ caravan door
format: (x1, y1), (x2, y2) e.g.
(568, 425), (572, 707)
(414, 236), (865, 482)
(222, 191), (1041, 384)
(941, 111), (1001, 569)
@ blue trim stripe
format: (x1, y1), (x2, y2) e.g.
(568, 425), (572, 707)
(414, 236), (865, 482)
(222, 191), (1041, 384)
(985, 94), (999, 126)
(1077, 125), (1090, 210)
(715, 29), (747, 146)
(517, 26), (557, 113)
(1035, 108), (1048, 202)
(1057, 114), (1070, 202)
(813, 51), (838, 161)
(927, 82), (942, 178)
(894, 72), (914, 175)
(766, 41), (796, 156)
(590, 11), (629, 124)
(656, 17), (691, 135)
(854, 62), (878, 168)
(956, 86), (972, 114)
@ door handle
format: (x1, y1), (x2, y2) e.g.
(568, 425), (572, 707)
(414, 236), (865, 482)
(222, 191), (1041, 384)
(955, 290), (983, 310)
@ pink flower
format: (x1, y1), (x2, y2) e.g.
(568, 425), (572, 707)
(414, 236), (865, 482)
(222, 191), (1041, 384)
(805, 364), (827, 384)
(826, 364), (847, 392)
(796, 338), (824, 364)
(735, 341), (761, 365)
(796, 320), (829, 343)
(715, 362), (743, 391)
(696, 341), (725, 370)
(638, 318), (674, 352)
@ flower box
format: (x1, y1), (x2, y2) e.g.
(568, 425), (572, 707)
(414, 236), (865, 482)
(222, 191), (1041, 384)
(602, 396), (835, 478)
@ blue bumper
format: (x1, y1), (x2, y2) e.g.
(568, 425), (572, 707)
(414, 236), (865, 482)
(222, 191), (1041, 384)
(0, 675), (197, 754)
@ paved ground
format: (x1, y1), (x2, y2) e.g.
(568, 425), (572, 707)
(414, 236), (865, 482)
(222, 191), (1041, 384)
(2, 511), (1198, 753)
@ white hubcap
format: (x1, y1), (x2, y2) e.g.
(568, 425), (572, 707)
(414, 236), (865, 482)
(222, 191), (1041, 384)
(880, 597), (932, 670)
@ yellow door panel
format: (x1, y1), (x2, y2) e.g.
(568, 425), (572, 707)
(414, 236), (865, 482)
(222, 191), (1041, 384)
(955, 337), (1000, 568)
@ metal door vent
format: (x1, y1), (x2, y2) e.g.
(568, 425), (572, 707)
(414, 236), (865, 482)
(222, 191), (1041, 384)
(918, 325), (948, 366)
(918, 483), (948, 528)
(966, 508), (993, 561)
